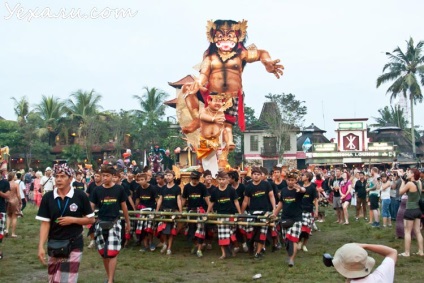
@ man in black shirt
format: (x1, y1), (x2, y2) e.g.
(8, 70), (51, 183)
(241, 167), (275, 259)
(273, 170), (306, 267)
(297, 172), (318, 253)
(182, 170), (211, 257)
(134, 173), (158, 252)
(208, 171), (241, 259)
(90, 165), (130, 283)
(86, 171), (102, 249)
(36, 163), (95, 282)
(0, 165), (10, 259)
(354, 171), (368, 221)
(72, 171), (85, 191)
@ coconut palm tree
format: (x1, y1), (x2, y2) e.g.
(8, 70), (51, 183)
(65, 89), (103, 161)
(133, 86), (168, 126)
(371, 105), (409, 129)
(10, 96), (29, 126)
(34, 95), (66, 145)
(376, 37), (424, 157)
(133, 87), (169, 147)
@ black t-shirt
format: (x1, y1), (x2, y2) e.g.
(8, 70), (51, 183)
(72, 181), (85, 191)
(0, 179), (11, 212)
(244, 180), (272, 211)
(301, 183), (318, 212)
(86, 182), (100, 197)
(333, 177), (343, 197)
(156, 184), (166, 196)
(135, 185), (157, 209)
(206, 185), (218, 211)
(90, 184), (128, 221)
(36, 188), (94, 248)
(160, 184), (181, 210)
(274, 179), (287, 198)
(210, 186), (238, 214)
(354, 179), (367, 199)
(280, 187), (304, 221)
(234, 183), (245, 207)
(182, 182), (209, 210)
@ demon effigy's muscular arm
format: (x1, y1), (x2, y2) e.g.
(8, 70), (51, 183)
(241, 48), (284, 78)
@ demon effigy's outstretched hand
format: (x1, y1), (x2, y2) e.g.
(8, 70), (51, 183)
(263, 58), (284, 79)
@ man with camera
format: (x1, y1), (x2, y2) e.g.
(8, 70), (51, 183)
(390, 171), (402, 221)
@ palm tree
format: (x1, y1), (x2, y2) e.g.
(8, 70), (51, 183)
(376, 37), (424, 157)
(65, 89), (103, 161)
(371, 105), (409, 129)
(10, 96), (29, 126)
(133, 87), (169, 147)
(133, 86), (168, 126)
(34, 95), (66, 145)
(66, 89), (103, 120)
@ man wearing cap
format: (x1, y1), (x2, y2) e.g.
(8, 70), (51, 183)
(41, 167), (55, 194)
(182, 170), (211, 257)
(36, 163), (95, 282)
(332, 243), (397, 282)
(0, 164), (10, 259)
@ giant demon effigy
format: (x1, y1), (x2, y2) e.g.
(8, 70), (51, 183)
(176, 19), (283, 175)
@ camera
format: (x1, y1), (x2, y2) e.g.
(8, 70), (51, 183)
(377, 177), (381, 181)
(401, 174), (408, 182)
(323, 253), (334, 267)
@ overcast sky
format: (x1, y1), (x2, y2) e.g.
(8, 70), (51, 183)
(1, 0), (423, 140)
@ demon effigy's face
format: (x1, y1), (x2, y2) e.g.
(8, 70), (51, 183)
(207, 20), (248, 52)
(214, 27), (238, 52)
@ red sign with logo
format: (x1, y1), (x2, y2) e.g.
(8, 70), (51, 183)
(343, 133), (359, 150)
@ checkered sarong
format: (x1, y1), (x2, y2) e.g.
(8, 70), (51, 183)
(224, 97), (239, 118)
(184, 208), (206, 240)
(135, 209), (155, 234)
(241, 211), (268, 242)
(281, 220), (302, 243)
(0, 213), (5, 242)
(217, 217), (236, 246)
(301, 212), (314, 234)
(94, 221), (122, 258)
(48, 249), (82, 283)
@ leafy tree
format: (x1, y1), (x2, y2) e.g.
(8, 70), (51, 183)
(263, 93), (307, 162)
(62, 144), (85, 168)
(65, 89), (103, 161)
(133, 87), (169, 148)
(376, 37), (424, 157)
(371, 105), (409, 129)
(11, 96), (29, 126)
(34, 95), (66, 145)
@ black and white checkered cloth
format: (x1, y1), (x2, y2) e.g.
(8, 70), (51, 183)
(0, 213), (5, 242)
(135, 209), (155, 234)
(94, 221), (122, 256)
(224, 97), (239, 118)
(217, 217), (236, 246)
(301, 212), (314, 233)
(281, 220), (302, 243)
(242, 211), (268, 241)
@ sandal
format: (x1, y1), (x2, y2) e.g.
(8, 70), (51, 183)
(398, 252), (410, 257)
(219, 255), (226, 260)
(11, 235), (18, 238)
(413, 252), (424, 256)
(343, 222), (349, 225)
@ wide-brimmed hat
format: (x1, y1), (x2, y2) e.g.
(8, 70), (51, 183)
(332, 243), (375, 279)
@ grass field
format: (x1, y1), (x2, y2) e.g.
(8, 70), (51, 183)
(1, 204), (423, 283)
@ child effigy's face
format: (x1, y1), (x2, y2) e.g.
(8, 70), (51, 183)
(209, 98), (223, 111)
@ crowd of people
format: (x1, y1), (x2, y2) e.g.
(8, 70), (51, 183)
(1, 161), (423, 282)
